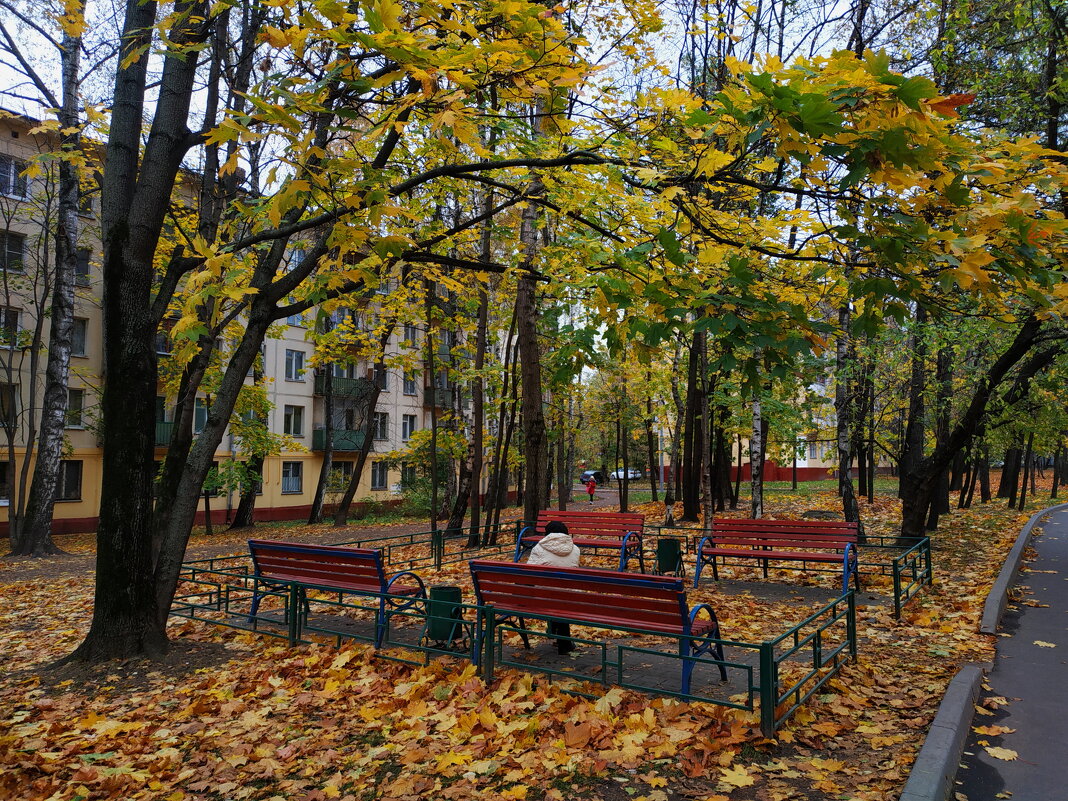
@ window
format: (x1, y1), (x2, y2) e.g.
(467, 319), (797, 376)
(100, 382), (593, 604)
(155, 329), (172, 355)
(403, 323), (417, 346)
(75, 248), (91, 286)
(403, 371), (417, 395)
(281, 461), (303, 494)
(55, 460), (82, 501)
(194, 398), (208, 434)
(331, 461), (354, 481)
(808, 442), (817, 460)
(370, 461), (389, 491)
(373, 363), (388, 391)
(0, 460), (8, 503)
(66, 388), (84, 428)
(78, 185), (96, 215)
(372, 412), (388, 440)
(1, 231), (24, 273)
(285, 349), (305, 381)
(0, 307), (18, 347)
(287, 311), (305, 327)
(332, 363), (355, 379)
(401, 462), (416, 488)
(283, 404), (304, 437)
(0, 155), (27, 198)
(402, 414), (416, 441)
(0, 383), (14, 429)
(71, 318), (87, 357)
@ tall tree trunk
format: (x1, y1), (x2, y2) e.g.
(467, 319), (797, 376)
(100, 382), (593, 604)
(899, 307), (927, 501)
(468, 284), (489, 546)
(71, 0), (207, 660)
(229, 453), (263, 529)
(998, 447), (1021, 498)
(645, 369), (659, 504)
(750, 395), (763, 519)
(836, 306), (863, 538)
(979, 445), (992, 503)
(17, 29), (82, 557)
(1018, 432), (1034, 511)
(308, 366), (335, 524)
(1052, 444), (1062, 500)
(680, 333), (704, 522)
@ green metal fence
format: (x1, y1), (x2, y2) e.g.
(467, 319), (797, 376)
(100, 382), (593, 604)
(171, 555), (856, 737)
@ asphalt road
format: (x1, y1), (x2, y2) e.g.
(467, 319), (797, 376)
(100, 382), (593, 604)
(955, 506), (1068, 800)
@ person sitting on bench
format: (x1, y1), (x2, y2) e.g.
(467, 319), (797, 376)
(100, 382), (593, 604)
(526, 520), (581, 654)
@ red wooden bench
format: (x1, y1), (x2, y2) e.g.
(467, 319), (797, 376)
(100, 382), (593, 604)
(248, 539), (426, 646)
(694, 519), (859, 594)
(513, 510), (645, 571)
(470, 559), (726, 693)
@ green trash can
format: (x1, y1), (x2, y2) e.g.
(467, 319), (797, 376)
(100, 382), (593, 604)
(424, 585), (466, 647)
(656, 538), (684, 577)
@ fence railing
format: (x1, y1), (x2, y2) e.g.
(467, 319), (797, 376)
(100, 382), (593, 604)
(171, 556), (857, 737)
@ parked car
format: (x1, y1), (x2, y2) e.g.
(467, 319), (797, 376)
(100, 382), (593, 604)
(611, 468), (643, 481)
(579, 470), (608, 485)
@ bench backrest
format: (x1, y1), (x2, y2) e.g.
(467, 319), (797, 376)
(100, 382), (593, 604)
(470, 559), (688, 633)
(709, 519), (858, 549)
(248, 539), (388, 592)
(533, 509), (644, 539)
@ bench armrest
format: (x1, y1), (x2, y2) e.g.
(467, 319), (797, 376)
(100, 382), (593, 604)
(689, 603), (722, 637)
(386, 570), (427, 599)
(696, 535), (713, 556)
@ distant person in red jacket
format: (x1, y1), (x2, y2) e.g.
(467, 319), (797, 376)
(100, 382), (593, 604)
(585, 477), (597, 503)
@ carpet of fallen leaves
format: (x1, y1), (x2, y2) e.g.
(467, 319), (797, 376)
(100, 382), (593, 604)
(0, 482), (1049, 801)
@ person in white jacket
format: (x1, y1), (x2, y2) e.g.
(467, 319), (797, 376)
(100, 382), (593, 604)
(526, 520), (581, 654)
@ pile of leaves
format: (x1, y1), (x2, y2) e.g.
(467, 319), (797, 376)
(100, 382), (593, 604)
(0, 490), (1037, 800)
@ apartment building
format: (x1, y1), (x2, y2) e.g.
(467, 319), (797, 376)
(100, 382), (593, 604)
(0, 112), (442, 535)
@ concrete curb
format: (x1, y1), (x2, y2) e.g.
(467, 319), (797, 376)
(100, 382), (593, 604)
(899, 664), (984, 801)
(979, 502), (1068, 635)
(899, 502), (1067, 801)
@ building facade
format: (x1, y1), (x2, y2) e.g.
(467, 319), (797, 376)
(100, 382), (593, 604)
(0, 114), (441, 535)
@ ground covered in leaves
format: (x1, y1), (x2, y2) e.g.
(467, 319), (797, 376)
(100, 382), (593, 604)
(0, 485), (1049, 801)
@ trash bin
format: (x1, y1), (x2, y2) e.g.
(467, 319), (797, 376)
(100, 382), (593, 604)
(655, 538), (684, 577)
(425, 585), (466, 646)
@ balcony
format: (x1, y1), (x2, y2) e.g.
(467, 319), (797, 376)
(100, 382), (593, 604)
(424, 387), (451, 408)
(312, 428), (366, 452)
(313, 373), (374, 398)
(155, 420), (174, 446)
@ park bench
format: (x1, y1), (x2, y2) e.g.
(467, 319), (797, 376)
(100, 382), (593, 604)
(470, 559), (727, 694)
(247, 539), (426, 646)
(513, 510), (645, 571)
(694, 518), (860, 595)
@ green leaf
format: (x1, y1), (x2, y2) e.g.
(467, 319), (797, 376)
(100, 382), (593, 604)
(895, 76), (937, 110)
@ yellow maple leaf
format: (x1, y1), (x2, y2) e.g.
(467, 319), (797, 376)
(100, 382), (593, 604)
(719, 765), (755, 787)
(985, 746), (1018, 761)
(436, 751), (471, 769)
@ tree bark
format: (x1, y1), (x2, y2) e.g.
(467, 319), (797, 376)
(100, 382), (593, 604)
(680, 333), (704, 521)
(308, 366), (335, 524)
(17, 28), (82, 557)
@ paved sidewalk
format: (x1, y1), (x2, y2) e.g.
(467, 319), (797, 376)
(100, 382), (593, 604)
(955, 506), (1068, 800)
